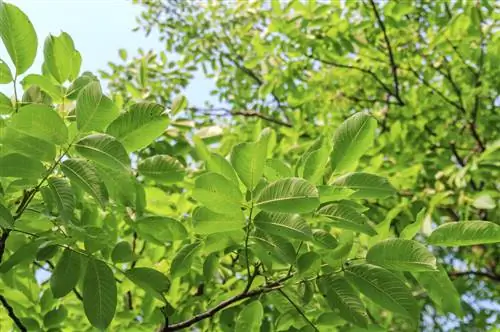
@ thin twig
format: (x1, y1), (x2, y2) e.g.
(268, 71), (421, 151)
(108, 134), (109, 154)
(191, 107), (292, 127)
(449, 270), (500, 282)
(0, 295), (27, 331)
(278, 289), (319, 332)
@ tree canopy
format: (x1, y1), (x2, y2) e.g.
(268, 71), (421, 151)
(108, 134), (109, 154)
(0, 1), (499, 331)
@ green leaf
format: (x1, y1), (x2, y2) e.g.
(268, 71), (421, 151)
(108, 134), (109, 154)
(0, 202), (14, 228)
(0, 153), (45, 178)
(318, 275), (368, 327)
(192, 206), (244, 234)
(66, 72), (97, 100)
(235, 301), (264, 332)
(135, 216), (187, 243)
(111, 241), (135, 263)
(21, 74), (64, 101)
(312, 229), (338, 249)
(427, 221), (500, 246)
(2, 127), (56, 162)
(330, 172), (396, 199)
(0, 2), (37, 75)
(60, 159), (108, 208)
(330, 113), (376, 173)
(264, 159), (292, 181)
(318, 185), (355, 203)
(251, 229), (296, 264)
(230, 139), (268, 190)
(36, 244), (59, 261)
(83, 259), (117, 329)
(0, 59), (12, 83)
(106, 102), (168, 152)
(138, 155), (185, 184)
(206, 152), (239, 185)
(255, 177), (320, 213)
(170, 242), (203, 279)
(413, 265), (463, 316)
(76, 81), (119, 132)
(400, 208), (426, 240)
(192, 172), (243, 214)
(298, 137), (331, 184)
(366, 238), (437, 272)
(9, 104), (68, 144)
(317, 203), (377, 236)
(43, 305), (67, 328)
(171, 94), (187, 115)
(50, 249), (81, 298)
(297, 251), (321, 278)
(74, 134), (130, 172)
(47, 177), (75, 222)
(95, 165), (136, 207)
(43, 32), (79, 83)
(0, 238), (45, 273)
(345, 264), (419, 321)
(0, 91), (13, 114)
(254, 211), (312, 240)
(125, 267), (170, 301)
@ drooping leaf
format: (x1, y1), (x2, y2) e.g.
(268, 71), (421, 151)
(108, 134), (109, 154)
(192, 172), (243, 214)
(125, 267), (170, 301)
(0, 153), (45, 179)
(366, 238), (437, 272)
(298, 137), (331, 184)
(66, 72), (97, 100)
(9, 104), (67, 144)
(47, 177), (75, 222)
(43, 305), (67, 328)
(192, 206), (244, 234)
(345, 264), (419, 322)
(106, 102), (169, 152)
(135, 216), (188, 243)
(330, 113), (376, 173)
(330, 172), (396, 199)
(318, 275), (368, 327)
(235, 301), (264, 332)
(317, 203), (377, 236)
(413, 265), (463, 316)
(312, 229), (338, 249)
(255, 177), (320, 213)
(427, 221), (500, 246)
(138, 155), (185, 184)
(297, 251), (321, 278)
(60, 159), (108, 208)
(230, 139), (267, 190)
(400, 208), (426, 240)
(83, 259), (117, 329)
(111, 241), (135, 263)
(254, 211), (312, 240)
(0, 2), (38, 75)
(206, 152), (239, 185)
(251, 229), (296, 264)
(0, 91), (13, 113)
(76, 81), (119, 132)
(0, 202), (14, 228)
(171, 94), (187, 115)
(74, 134), (130, 172)
(50, 249), (81, 298)
(21, 74), (64, 101)
(0, 59), (12, 83)
(0, 238), (45, 273)
(170, 242), (203, 279)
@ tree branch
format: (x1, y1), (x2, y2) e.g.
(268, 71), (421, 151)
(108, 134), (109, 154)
(369, 0), (403, 105)
(449, 270), (500, 282)
(190, 107), (292, 127)
(0, 295), (27, 332)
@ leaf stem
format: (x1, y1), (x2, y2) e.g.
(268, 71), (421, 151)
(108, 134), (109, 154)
(278, 289), (319, 332)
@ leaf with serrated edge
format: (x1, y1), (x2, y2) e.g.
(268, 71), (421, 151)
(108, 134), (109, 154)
(427, 221), (500, 246)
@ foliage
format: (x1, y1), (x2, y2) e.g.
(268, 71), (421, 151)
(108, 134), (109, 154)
(0, 1), (499, 332)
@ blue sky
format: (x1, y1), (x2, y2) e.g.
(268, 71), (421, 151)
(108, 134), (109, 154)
(1, 0), (212, 104)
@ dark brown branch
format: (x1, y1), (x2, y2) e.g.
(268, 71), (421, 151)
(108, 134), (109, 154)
(0, 295), (27, 332)
(161, 275), (293, 331)
(191, 107), (292, 127)
(369, 0), (403, 105)
(449, 271), (500, 282)
(306, 53), (397, 103)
